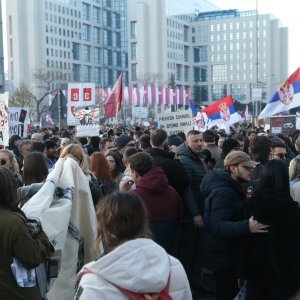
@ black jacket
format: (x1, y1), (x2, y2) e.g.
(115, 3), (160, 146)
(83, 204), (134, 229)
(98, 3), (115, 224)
(145, 147), (189, 197)
(201, 169), (250, 271)
(239, 188), (300, 298)
(176, 143), (206, 218)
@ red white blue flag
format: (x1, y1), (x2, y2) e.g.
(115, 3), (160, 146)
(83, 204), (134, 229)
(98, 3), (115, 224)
(202, 95), (241, 128)
(259, 67), (300, 119)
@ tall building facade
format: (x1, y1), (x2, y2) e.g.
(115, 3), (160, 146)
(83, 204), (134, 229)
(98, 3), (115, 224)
(6, 0), (128, 97)
(127, 0), (218, 88)
(192, 10), (288, 108)
(128, 1), (288, 112)
(0, 0), (5, 93)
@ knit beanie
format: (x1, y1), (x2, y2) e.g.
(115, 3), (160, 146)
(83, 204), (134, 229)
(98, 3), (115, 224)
(115, 134), (134, 150)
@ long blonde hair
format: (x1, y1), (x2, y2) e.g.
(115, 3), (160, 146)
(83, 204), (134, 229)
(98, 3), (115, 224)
(289, 155), (300, 180)
(59, 144), (91, 175)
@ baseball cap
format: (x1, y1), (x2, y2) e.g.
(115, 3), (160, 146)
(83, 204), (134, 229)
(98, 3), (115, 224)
(224, 151), (258, 168)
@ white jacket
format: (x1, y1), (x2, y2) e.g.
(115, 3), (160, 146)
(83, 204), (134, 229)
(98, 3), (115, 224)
(76, 238), (192, 300)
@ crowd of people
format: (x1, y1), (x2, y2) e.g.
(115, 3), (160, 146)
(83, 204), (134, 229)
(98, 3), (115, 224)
(1, 122), (300, 299)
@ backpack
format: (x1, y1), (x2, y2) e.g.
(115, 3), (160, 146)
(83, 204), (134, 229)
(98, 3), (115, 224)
(89, 176), (105, 206)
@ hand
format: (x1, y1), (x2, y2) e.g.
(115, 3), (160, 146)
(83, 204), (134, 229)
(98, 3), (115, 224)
(193, 215), (204, 229)
(249, 216), (270, 233)
(168, 145), (177, 153)
(119, 179), (134, 192)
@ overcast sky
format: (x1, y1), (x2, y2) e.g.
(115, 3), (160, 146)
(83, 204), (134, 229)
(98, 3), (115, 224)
(209, 0), (299, 74)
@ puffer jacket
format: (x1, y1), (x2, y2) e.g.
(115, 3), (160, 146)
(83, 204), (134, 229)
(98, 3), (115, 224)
(201, 169), (249, 271)
(76, 238), (192, 300)
(176, 143), (206, 219)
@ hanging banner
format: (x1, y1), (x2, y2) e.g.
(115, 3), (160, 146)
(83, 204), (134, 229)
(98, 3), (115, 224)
(0, 94), (9, 146)
(67, 105), (76, 125)
(67, 83), (96, 107)
(132, 107), (148, 119)
(157, 111), (193, 135)
(8, 107), (30, 138)
(75, 106), (100, 137)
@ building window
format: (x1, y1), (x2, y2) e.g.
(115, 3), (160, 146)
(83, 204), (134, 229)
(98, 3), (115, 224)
(176, 64), (181, 81)
(104, 30), (112, 46)
(184, 46), (189, 62)
(82, 24), (90, 41)
(131, 43), (137, 60)
(184, 25), (189, 42)
(72, 42), (80, 60)
(194, 66), (207, 82)
(130, 21), (137, 39)
(82, 3), (90, 21)
(83, 65), (91, 82)
(94, 67), (101, 83)
(212, 65), (227, 82)
(212, 84), (227, 101)
(73, 64), (81, 81)
(184, 66), (189, 82)
(93, 27), (101, 43)
(131, 64), (137, 81)
(194, 86), (208, 102)
(93, 7), (100, 24)
(103, 10), (112, 27)
(94, 47), (101, 65)
(83, 45), (91, 63)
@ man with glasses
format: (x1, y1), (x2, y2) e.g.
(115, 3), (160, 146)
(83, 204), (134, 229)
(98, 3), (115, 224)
(113, 134), (136, 170)
(201, 151), (268, 300)
(271, 141), (287, 160)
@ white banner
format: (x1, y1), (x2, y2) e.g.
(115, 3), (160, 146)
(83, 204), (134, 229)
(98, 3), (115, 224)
(0, 94), (9, 146)
(67, 83), (96, 107)
(75, 106), (100, 137)
(132, 107), (148, 118)
(157, 111), (193, 135)
(8, 107), (30, 138)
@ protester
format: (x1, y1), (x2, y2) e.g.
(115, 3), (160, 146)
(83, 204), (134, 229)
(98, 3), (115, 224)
(122, 152), (181, 256)
(44, 140), (58, 172)
(146, 129), (189, 197)
(105, 150), (125, 185)
(76, 191), (192, 299)
(202, 130), (222, 161)
(214, 138), (240, 169)
(0, 149), (23, 187)
(289, 155), (300, 204)
(98, 137), (114, 155)
(0, 167), (52, 299)
(22, 152), (48, 186)
(90, 151), (117, 196)
(18, 139), (31, 161)
(201, 151), (268, 300)
(176, 130), (207, 293)
(119, 147), (139, 191)
(240, 160), (300, 300)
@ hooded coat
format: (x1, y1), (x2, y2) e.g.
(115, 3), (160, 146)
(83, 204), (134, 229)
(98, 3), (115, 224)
(239, 188), (300, 299)
(200, 169), (250, 271)
(76, 238), (192, 300)
(132, 167), (181, 255)
(145, 147), (189, 197)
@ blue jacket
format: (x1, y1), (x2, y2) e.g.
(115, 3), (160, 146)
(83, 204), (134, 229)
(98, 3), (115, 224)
(201, 169), (250, 271)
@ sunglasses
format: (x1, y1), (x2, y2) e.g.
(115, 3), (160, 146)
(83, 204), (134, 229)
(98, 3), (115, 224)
(0, 159), (8, 165)
(274, 153), (286, 159)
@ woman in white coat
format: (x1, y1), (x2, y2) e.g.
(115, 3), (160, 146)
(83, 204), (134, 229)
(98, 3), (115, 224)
(75, 191), (192, 300)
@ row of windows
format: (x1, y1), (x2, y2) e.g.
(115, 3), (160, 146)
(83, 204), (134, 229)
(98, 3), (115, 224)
(46, 26), (80, 40)
(46, 48), (71, 60)
(210, 52), (267, 62)
(210, 41), (267, 51)
(207, 30), (267, 42)
(45, 14), (80, 27)
(208, 19), (267, 32)
(45, 1), (80, 17)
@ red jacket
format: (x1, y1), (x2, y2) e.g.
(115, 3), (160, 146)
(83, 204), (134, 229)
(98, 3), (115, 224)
(132, 167), (181, 222)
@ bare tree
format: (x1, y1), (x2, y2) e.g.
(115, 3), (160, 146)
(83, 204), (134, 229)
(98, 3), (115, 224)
(31, 68), (68, 121)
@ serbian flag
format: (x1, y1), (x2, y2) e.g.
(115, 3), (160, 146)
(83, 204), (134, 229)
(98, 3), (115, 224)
(259, 67), (300, 119)
(202, 95), (241, 128)
(104, 73), (123, 119)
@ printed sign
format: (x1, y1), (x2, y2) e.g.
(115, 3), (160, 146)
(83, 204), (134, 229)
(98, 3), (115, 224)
(8, 107), (30, 138)
(132, 107), (148, 119)
(157, 111), (193, 135)
(0, 94), (9, 145)
(68, 83), (96, 107)
(75, 106), (100, 137)
(270, 115), (296, 135)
